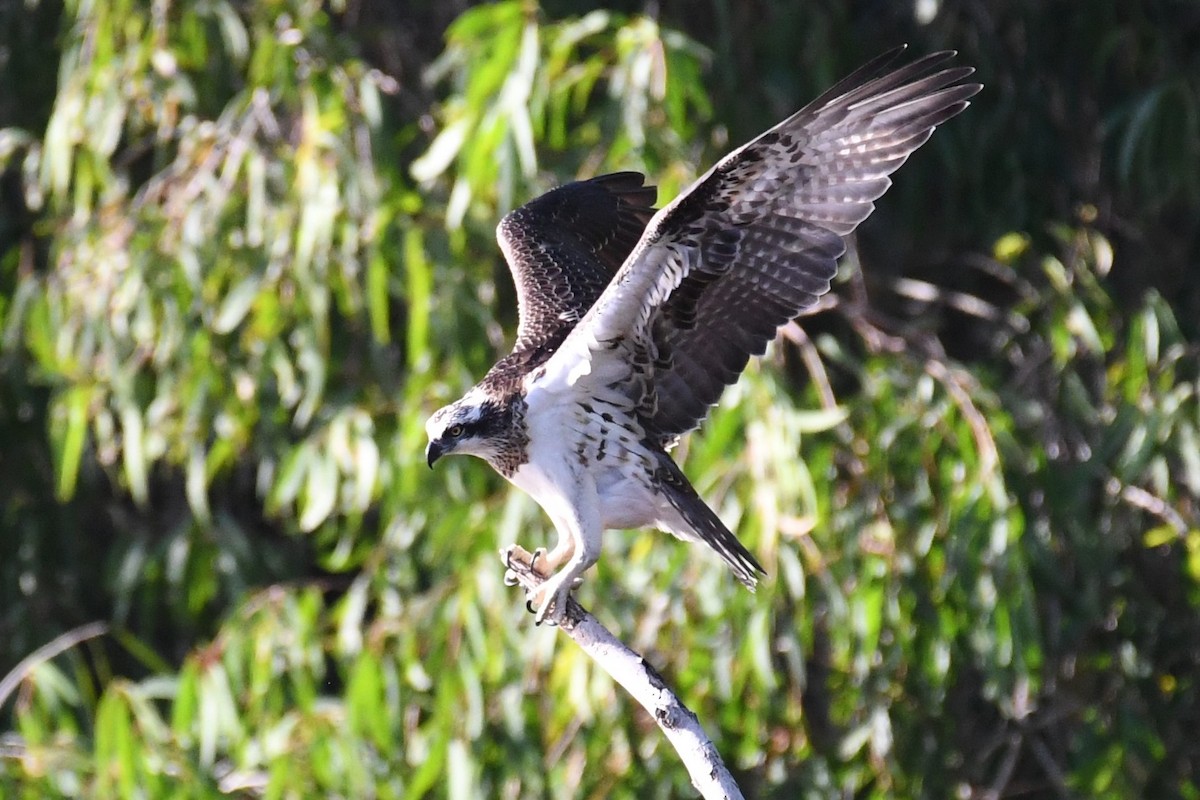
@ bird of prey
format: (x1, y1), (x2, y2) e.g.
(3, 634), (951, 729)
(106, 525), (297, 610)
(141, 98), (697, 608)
(426, 47), (980, 625)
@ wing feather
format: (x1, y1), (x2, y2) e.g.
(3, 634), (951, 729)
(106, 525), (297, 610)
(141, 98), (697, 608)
(538, 47), (980, 442)
(496, 172), (656, 352)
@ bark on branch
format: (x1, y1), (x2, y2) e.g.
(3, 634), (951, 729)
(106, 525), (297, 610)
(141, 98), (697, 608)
(502, 549), (745, 800)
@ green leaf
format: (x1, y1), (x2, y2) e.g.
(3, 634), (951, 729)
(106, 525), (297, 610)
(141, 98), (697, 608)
(367, 249), (391, 344)
(185, 443), (212, 523)
(1186, 531), (1200, 583)
(403, 227), (431, 368)
(790, 405), (849, 433)
(119, 404), (148, 506)
(1143, 525), (1178, 549)
(53, 385), (92, 501)
(299, 452), (338, 532)
(346, 652), (392, 751)
(411, 118), (469, 183)
(212, 274), (262, 334)
(993, 231), (1030, 263)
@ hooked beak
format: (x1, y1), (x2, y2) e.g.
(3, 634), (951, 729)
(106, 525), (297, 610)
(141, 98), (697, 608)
(425, 439), (444, 469)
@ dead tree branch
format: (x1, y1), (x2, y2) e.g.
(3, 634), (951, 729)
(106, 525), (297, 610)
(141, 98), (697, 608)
(502, 549), (745, 800)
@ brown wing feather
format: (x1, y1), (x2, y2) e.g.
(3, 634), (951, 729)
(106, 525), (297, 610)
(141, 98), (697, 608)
(496, 172), (657, 353)
(640, 49), (981, 442)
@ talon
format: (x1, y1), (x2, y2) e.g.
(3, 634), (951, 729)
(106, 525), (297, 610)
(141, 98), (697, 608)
(530, 547), (548, 573)
(501, 543), (535, 573)
(532, 579), (571, 627)
(503, 544), (582, 627)
(534, 598), (559, 627)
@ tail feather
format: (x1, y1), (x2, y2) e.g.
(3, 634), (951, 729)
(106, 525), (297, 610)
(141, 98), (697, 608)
(650, 451), (764, 588)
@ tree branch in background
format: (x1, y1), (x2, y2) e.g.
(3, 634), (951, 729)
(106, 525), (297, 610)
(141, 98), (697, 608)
(501, 548), (745, 800)
(0, 622), (109, 712)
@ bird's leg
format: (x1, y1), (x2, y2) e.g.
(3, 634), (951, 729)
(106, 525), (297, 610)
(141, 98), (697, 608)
(502, 507), (581, 591)
(500, 469), (600, 626)
(535, 525), (577, 575)
(529, 513), (600, 626)
(531, 548), (596, 625)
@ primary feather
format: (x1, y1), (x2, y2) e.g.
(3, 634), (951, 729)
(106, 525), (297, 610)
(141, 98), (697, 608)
(542, 47), (980, 444)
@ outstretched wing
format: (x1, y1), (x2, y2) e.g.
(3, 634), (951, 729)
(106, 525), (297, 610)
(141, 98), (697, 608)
(497, 172), (657, 353)
(541, 48), (980, 441)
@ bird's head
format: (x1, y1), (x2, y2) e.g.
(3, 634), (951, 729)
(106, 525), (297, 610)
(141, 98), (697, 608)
(425, 388), (507, 468)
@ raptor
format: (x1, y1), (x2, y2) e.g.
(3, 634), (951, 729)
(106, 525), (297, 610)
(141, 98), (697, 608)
(426, 47), (980, 625)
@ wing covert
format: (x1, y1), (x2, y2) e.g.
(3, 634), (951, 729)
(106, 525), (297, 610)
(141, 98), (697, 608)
(496, 172), (657, 353)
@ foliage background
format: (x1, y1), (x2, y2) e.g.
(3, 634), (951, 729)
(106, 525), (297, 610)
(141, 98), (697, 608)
(2, 0), (1199, 797)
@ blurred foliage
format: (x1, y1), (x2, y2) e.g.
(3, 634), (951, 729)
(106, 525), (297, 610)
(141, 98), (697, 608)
(1, 0), (1198, 798)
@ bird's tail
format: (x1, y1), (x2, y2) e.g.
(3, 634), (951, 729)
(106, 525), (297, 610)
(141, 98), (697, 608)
(650, 451), (764, 589)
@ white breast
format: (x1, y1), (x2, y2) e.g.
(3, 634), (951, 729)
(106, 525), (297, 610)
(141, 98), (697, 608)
(511, 380), (672, 533)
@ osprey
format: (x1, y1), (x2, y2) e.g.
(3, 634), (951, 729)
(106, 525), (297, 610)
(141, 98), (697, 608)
(426, 48), (980, 625)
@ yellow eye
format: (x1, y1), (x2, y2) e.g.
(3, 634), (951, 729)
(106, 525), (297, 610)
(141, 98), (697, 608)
(447, 424), (465, 438)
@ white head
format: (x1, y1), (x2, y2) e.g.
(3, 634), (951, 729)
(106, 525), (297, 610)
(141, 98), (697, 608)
(425, 386), (508, 467)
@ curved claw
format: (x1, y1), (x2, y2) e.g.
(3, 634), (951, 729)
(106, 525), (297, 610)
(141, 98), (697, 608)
(534, 599), (564, 626)
(532, 578), (572, 627)
(501, 543), (578, 626)
(502, 543), (534, 572)
(530, 547), (548, 573)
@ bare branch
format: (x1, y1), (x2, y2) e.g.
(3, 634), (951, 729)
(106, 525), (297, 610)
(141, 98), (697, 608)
(0, 622), (109, 712)
(924, 358), (1000, 476)
(1109, 477), (1190, 536)
(781, 321), (838, 411)
(502, 549), (745, 800)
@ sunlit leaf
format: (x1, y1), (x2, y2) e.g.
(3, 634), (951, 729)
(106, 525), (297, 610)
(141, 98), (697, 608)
(119, 404), (149, 506)
(212, 274), (262, 334)
(299, 452), (338, 532)
(411, 118), (470, 183)
(52, 385), (92, 501)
